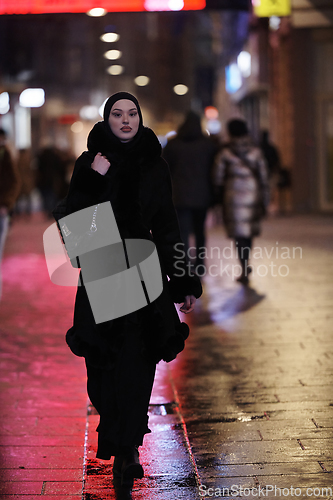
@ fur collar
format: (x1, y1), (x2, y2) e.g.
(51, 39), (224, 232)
(87, 121), (162, 165)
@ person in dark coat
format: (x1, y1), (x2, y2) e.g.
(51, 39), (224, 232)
(16, 148), (35, 215)
(36, 145), (66, 218)
(162, 111), (217, 271)
(62, 92), (202, 484)
(0, 129), (20, 300)
(260, 130), (281, 179)
(214, 119), (269, 285)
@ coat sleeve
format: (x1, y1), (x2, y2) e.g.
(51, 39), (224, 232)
(65, 151), (112, 215)
(150, 160), (202, 303)
(213, 149), (227, 187)
(211, 149), (227, 205)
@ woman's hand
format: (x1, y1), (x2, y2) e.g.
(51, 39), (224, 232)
(91, 152), (110, 176)
(179, 295), (196, 314)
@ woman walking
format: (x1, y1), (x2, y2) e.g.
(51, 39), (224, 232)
(214, 119), (269, 285)
(62, 92), (202, 484)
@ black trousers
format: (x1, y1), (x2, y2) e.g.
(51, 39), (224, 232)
(235, 237), (253, 274)
(85, 325), (156, 460)
(176, 207), (208, 268)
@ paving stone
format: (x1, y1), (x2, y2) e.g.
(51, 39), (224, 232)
(198, 461), (323, 477)
(0, 481), (43, 494)
(0, 435), (85, 446)
(43, 481), (82, 494)
(0, 445), (85, 469)
(0, 496), (81, 499)
(0, 468), (82, 481)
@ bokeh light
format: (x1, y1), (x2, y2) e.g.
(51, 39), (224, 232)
(86, 8), (107, 17)
(19, 88), (45, 108)
(134, 75), (150, 86)
(204, 106), (219, 120)
(169, 0), (184, 10)
(100, 32), (120, 43)
(106, 65), (124, 75)
(80, 105), (99, 120)
(104, 50), (122, 60)
(237, 51), (251, 77)
(173, 84), (188, 95)
(0, 92), (10, 114)
(71, 121), (84, 133)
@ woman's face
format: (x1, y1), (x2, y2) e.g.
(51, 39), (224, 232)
(108, 99), (140, 142)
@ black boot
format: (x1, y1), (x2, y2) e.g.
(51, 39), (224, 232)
(237, 265), (252, 286)
(112, 455), (123, 477)
(112, 446), (144, 485)
(121, 446), (144, 484)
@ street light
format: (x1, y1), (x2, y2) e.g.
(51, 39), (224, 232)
(100, 33), (120, 42)
(104, 50), (122, 60)
(106, 65), (124, 75)
(16, 88), (45, 150)
(134, 76), (150, 86)
(19, 88), (45, 107)
(173, 84), (188, 95)
(87, 8), (107, 16)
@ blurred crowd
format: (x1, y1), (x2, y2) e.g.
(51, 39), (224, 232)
(0, 132), (75, 220)
(163, 111), (291, 285)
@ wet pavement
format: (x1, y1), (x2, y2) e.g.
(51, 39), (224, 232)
(0, 212), (333, 499)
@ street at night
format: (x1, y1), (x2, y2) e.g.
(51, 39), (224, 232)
(1, 0), (333, 498)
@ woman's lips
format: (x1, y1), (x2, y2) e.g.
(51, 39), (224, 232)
(121, 126), (132, 132)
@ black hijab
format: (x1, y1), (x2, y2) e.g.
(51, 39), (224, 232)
(102, 91), (144, 153)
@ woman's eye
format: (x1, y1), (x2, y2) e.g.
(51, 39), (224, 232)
(130, 113), (137, 117)
(112, 113), (121, 117)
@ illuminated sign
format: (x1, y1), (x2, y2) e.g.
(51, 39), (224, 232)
(225, 64), (242, 94)
(252, 0), (291, 17)
(0, 0), (205, 14)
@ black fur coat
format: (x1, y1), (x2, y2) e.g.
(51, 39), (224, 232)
(63, 122), (202, 369)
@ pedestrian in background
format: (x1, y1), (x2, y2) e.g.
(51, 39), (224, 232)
(16, 148), (35, 216)
(163, 111), (217, 271)
(260, 130), (291, 215)
(35, 145), (66, 218)
(260, 130), (281, 180)
(61, 92), (202, 485)
(214, 119), (269, 285)
(0, 129), (20, 299)
(260, 130), (281, 214)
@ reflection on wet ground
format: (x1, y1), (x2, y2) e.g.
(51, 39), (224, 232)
(0, 214), (333, 499)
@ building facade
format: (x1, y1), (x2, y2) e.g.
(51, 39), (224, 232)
(219, 0), (333, 213)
